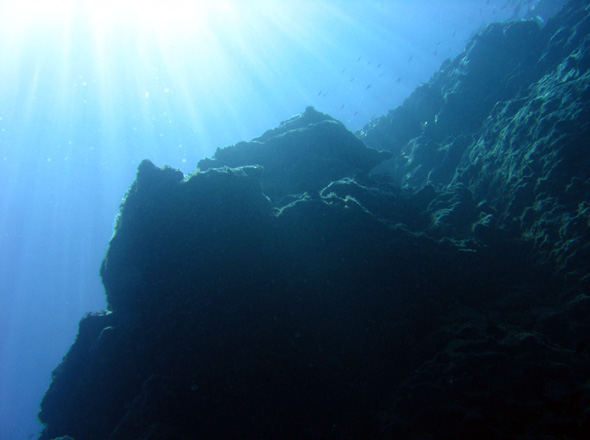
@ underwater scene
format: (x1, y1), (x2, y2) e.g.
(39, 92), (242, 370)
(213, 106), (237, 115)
(1, 0), (588, 438)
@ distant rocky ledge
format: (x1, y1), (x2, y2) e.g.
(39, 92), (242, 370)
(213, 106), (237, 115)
(39, 2), (590, 439)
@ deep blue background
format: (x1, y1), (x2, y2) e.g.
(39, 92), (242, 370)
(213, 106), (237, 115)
(0, 1), (562, 438)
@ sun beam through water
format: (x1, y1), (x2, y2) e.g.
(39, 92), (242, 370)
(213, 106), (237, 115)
(0, 0), (366, 167)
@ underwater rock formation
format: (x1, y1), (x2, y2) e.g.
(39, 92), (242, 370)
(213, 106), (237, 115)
(39, 2), (590, 439)
(361, 1), (590, 288)
(198, 106), (392, 205)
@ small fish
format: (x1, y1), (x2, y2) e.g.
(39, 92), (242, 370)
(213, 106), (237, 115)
(341, 104), (345, 109)
(377, 63), (381, 68)
(396, 77), (401, 83)
(357, 56), (362, 62)
(408, 55), (413, 62)
(366, 84), (372, 90)
(350, 77), (356, 82)
(353, 111), (358, 116)
(452, 30), (456, 37)
(317, 90), (323, 96)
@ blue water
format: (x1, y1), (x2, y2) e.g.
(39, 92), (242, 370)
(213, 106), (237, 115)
(0, 1), (560, 438)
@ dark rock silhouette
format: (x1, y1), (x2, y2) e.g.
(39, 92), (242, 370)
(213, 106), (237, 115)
(39, 2), (590, 439)
(198, 106), (391, 205)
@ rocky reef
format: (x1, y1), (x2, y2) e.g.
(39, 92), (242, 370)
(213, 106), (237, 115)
(39, 1), (590, 439)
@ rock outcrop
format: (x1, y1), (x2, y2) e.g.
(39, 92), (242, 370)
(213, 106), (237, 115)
(39, 2), (590, 439)
(361, 1), (590, 287)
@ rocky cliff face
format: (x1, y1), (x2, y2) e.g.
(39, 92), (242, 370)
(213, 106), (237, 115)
(361, 1), (590, 287)
(39, 2), (590, 439)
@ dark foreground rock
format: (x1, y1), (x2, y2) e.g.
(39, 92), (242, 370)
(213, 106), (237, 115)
(39, 2), (590, 439)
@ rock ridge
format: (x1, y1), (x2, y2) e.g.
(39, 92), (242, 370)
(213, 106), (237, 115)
(39, 2), (590, 439)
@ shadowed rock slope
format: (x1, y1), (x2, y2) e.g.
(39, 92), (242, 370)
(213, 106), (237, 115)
(39, 2), (590, 439)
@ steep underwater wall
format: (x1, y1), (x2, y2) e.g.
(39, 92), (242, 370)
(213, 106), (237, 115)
(39, 2), (590, 439)
(362, 0), (590, 287)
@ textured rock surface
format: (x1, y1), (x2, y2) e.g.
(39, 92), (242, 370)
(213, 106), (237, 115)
(361, 1), (590, 288)
(198, 106), (392, 205)
(39, 2), (590, 439)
